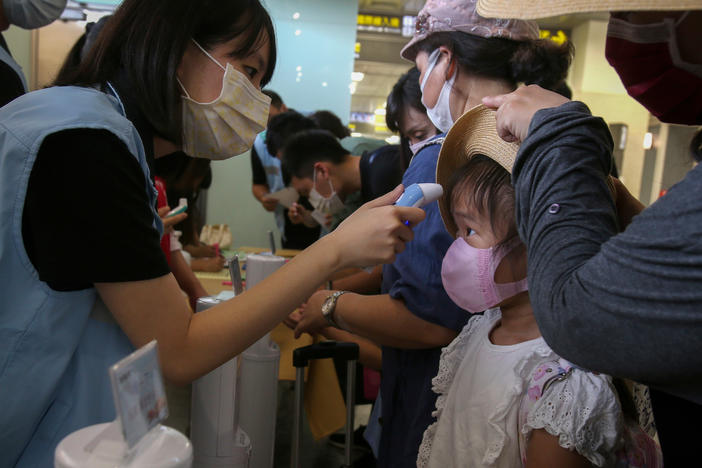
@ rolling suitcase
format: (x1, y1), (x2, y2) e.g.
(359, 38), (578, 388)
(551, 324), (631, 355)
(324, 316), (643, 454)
(291, 341), (360, 468)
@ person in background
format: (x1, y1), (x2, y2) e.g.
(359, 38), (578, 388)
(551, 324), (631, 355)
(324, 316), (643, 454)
(153, 172), (209, 309)
(0, 0), (425, 464)
(154, 151), (227, 273)
(0, 0), (67, 106)
(283, 128), (403, 232)
(283, 129), (406, 461)
(385, 67), (439, 170)
(250, 89), (288, 238)
(294, 0), (572, 465)
(258, 109), (322, 248)
(474, 0), (702, 463)
(312, 109), (387, 156)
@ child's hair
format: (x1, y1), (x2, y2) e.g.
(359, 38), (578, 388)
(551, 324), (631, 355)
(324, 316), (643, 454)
(444, 154), (516, 244)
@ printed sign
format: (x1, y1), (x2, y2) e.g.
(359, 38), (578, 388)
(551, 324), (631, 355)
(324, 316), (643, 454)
(109, 340), (168, 448)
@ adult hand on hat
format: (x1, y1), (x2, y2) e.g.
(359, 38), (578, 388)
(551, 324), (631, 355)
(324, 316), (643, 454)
(482, 84), (570, 143)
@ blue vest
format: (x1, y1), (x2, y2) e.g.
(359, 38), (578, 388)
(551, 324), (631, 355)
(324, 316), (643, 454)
(253, 132), (286, 236)
(0, 42), (28, 95)
(0, 85), (162, 467)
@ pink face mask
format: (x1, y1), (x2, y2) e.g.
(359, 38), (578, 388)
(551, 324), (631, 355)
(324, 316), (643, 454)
(441, 236), (528, 313)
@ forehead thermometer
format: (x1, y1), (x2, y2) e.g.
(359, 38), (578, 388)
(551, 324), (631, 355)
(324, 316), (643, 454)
(395, 183), (443, 208)
(361, 183), (444, 273)
(396, 183), (443, 226)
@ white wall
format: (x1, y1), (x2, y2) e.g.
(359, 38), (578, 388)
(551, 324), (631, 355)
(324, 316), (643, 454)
(205, 0), (359, 248)
(569, 20), (651, 198)
(3, 26), (32, 87)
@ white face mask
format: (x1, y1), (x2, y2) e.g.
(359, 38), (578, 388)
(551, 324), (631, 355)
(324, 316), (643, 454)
(420, 49), (456, 133)
(309, 170), (345, 216)
(178, 40), (271, 160)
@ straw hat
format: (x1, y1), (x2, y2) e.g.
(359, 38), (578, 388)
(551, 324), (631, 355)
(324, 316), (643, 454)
(436, 104), (520, 237)
(476, 0), (701, 20)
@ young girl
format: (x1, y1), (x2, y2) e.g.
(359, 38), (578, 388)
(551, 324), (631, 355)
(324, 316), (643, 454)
(417, 105), (661, 467)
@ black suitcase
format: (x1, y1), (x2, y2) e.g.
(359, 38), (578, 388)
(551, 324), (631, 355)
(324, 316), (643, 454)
(291, 341), (360, 468)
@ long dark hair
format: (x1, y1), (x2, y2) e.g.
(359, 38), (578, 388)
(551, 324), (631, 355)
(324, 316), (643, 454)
(415, 32), (572, 91)
(386, 67), (427, 133)
(54, 0), (276, 144)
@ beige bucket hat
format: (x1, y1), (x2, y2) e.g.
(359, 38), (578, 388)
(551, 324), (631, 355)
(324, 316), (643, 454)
(400, 0), (539, 61)
(476, 0), (702, 20)
(436, 104), (520, 237)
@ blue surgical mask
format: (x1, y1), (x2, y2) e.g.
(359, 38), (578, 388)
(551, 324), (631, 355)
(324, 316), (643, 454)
(3, 0), (67, 29)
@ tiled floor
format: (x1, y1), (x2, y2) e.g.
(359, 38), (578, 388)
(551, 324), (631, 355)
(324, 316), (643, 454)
(273, 381), (375, 468)
(164, 381), (376, 467)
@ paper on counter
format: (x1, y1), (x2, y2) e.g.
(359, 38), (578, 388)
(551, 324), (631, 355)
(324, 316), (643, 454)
(268, 187), (299, 208)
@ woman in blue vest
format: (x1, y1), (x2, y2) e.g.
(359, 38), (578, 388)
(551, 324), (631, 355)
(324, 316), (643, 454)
(0, 0), (68, 106)
(0, 1), (424, 465)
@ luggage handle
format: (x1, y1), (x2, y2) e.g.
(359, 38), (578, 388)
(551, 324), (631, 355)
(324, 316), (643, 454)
(293, 341), (359, 367)
(292, 341), (359, 468)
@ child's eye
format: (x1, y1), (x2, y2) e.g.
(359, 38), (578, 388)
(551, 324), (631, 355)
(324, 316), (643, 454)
(244, 66), (258, 78)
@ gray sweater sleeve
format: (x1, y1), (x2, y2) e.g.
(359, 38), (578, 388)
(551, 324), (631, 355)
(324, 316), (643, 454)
(513, 101), (702, 403)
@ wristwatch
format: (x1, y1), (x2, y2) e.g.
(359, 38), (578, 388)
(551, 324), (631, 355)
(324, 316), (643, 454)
(321, 290), (347, 329)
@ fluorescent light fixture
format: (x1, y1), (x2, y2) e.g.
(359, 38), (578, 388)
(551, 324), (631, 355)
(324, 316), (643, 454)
(322, 82), (328, 87)
(374, 108), (386, 116)
(351, 72), (365, 82)
(643, 132), (653, 150)
(351, 132), (363, 137)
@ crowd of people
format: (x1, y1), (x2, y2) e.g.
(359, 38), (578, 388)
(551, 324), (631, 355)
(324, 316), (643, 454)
(0, 0), (700, 466)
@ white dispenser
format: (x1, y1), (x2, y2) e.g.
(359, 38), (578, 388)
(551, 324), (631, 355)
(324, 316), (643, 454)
(55, 341), (192, 468)
(55, 423), (192, 468)
(191, 294), (251, 468)
(237, 254), (285, 468)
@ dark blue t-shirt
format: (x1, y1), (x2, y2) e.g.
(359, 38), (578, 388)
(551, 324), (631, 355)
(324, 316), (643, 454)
(378, 137), (468, 467)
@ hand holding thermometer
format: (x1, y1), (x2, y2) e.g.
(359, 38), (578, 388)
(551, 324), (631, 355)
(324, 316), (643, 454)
(362, 183), (443, 273)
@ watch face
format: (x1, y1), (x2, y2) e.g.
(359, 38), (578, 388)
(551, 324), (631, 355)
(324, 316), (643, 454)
(322, 297), (333, 315)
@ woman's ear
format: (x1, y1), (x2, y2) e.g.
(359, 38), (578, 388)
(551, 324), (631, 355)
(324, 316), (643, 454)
(438, 45), (456, 80)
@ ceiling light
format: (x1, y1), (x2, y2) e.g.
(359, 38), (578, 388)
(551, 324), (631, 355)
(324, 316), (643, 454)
(351, 72), (365, 82)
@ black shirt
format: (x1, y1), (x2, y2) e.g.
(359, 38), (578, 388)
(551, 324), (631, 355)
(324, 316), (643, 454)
(359, 145), (405, 203)
(0, 34), (26, 108)
(21, 108), (169, 291)
(251, 144), (268, 185)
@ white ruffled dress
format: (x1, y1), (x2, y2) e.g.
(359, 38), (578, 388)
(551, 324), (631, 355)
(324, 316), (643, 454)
(417, 308), (624, 468)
